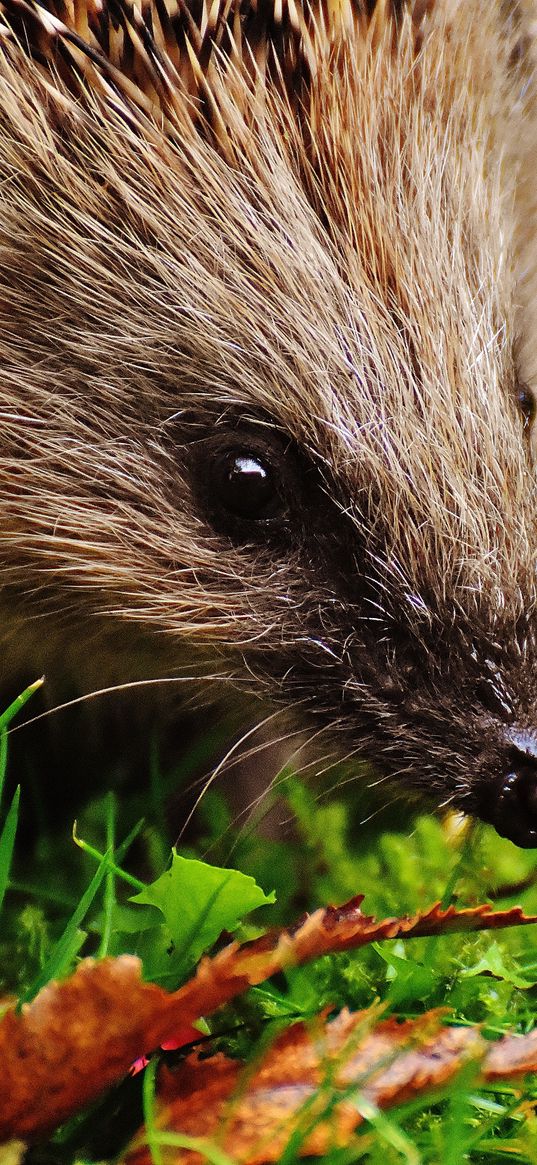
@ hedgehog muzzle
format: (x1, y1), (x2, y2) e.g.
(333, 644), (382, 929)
(481, 730), (537, 848)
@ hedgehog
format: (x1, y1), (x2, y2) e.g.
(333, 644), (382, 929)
(1, 0), (537, 846)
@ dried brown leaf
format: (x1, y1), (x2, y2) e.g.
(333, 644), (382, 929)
(0, 957), (165, 1140)
(1, 896), (536, 1143)
(124, 1008), (537, 1165)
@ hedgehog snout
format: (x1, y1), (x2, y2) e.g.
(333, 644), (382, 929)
(480, 729), (537, 848)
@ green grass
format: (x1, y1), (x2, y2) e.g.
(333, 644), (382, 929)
(3, 683), (537, 1164)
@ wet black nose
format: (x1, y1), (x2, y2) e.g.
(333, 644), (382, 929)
(486, 731), (537, 848)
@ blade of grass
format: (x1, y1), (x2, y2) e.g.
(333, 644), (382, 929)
(7, 880), (77, 910)
(114, 817), (146, 865)
(73, 824), (145, 893)
(421, 826), (478, 969)
(0, 730), (7, 810)
(19, 846), (113, 1005)
(0, 678), (45, 733)
(143, 1057), (164, 1165)
(354, 1098), (421, 1165)
(98, 793), (117, 957)
(148, 738), (168, 874)
(441, 1063), (480, 1165)
(0, 678), (44, 807)
(142, 1054), (238, 1165)
(0, 785), (20, 913)
(151, 1133), (240, 1165)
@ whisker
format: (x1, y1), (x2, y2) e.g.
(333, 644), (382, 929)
(309, 750), (370, 801)
(201, 721), (339, 856)
(175, 704), (302, 840)
(211, 765), (297, 862)
(359, 793), (406, 825)
(175, 720), (307, 801)
(8, 673), (235, 734)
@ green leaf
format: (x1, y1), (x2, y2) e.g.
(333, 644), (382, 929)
(131, 851), (275, 980)
(460, 939), (537, 989)
(373, 941), (438, 1006)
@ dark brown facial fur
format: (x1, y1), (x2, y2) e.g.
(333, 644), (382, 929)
(1, 0), (537, 845)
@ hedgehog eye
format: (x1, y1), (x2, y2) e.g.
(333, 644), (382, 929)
(208, 448), (284, 528)
(517, 385), (536, 432)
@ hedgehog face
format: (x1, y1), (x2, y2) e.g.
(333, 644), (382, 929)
(1, 0), (537, 843)
(176, 382), (537, 847)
